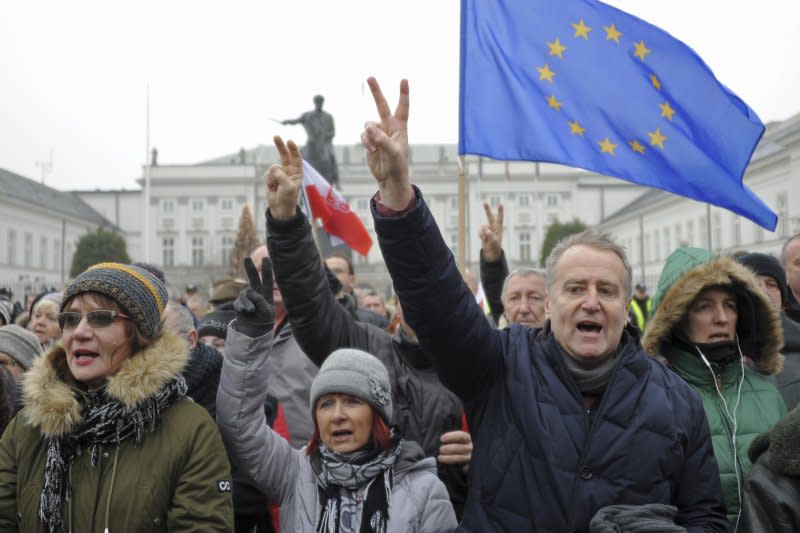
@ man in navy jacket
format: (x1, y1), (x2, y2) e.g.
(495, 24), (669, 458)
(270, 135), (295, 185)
(266, 76), (728, 532)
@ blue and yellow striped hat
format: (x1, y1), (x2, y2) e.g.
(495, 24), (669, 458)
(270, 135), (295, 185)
(61, 262), (168, 339)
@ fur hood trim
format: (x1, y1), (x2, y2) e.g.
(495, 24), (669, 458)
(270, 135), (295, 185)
(643, 252), (783, 375)
(22, 331), (188, 438)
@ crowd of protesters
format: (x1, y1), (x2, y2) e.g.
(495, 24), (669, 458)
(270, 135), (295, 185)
(0, 77), (799, 531)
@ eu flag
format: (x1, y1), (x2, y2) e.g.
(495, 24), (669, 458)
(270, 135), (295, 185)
(459, 0), (777, 230)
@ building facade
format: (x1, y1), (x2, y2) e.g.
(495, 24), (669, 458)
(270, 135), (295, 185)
(69, 111), (800, 298)
(0, 167), (113, 298)
(596, 112), (800, 288)
(73, 144), (644, 296)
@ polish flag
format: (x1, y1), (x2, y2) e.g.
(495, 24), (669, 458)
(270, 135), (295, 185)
(303, 160), (373, 256)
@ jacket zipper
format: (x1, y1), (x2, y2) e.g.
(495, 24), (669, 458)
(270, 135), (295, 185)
(564, 349), (626, 532)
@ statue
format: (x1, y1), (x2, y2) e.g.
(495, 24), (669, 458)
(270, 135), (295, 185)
(283, 95), (340, 189)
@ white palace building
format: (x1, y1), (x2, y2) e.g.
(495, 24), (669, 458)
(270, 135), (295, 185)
(1, 111), (798, 299)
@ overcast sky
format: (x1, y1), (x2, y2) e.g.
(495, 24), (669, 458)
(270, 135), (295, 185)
(2, 0), (799, 191)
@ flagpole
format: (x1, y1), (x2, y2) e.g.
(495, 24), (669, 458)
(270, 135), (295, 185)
(457, 156), (467, 272)
(143, 84), (151, 263)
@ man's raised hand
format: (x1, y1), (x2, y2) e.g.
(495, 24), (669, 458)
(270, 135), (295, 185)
(360, 77), (413, 210)
(479, 202), (504, 262)
(266, 135), (303, 221)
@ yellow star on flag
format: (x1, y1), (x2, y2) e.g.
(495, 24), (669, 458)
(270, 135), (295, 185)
(629, 140), (646, 154)
(633, 40), (651, 61)
(659, 101), (676, 121)
(648, 128), (667, 149)
(572, 19), (592, 40)
(603, 24), (622, 43)
(547, 38), (568, 59)
(650, 74), (661, 90)
(598, 137), (618, 155)
(568, 120), (585, 136)
(537, 64), (556, 83)
(546, 95), (563, 110)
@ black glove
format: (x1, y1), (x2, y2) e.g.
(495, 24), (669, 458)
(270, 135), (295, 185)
(231, 256), (275, 337)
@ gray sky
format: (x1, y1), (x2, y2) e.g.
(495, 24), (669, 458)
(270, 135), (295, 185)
(2, 0), (799, 191)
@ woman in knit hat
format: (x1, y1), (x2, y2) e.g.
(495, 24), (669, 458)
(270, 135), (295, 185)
(217, 257), (457, 532)
(0, 262), (233, 532)
(0, 324), (41, 382)
(643, 247), (787, 531)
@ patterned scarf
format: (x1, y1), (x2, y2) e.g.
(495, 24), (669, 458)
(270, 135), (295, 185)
(39, 376), (187, 533)
(315, 431), (402, 533)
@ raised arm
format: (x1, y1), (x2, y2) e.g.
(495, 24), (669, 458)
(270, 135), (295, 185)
(216, 257), (304, 504)
(479, 202), (508, 324)
(363, 77), (503, 400)
(265, 136), (388, 366)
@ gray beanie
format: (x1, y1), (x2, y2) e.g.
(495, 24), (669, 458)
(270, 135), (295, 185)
(0, 325), (41, 370)
(62, 262), (168, 339)
(310, 348), (393, 425)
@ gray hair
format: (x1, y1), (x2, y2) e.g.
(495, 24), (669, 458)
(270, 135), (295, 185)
(544, 229), (632, 299)
(501, 267), (546, 302)
(165, 301), (195, 338)
(781, 233), (800, 267)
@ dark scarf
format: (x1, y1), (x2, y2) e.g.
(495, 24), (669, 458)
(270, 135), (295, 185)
(673, 330), (740, 367)
(39, 376), (187, 533)
(561, 346), (621, 395)
(314, 429), (402, 533)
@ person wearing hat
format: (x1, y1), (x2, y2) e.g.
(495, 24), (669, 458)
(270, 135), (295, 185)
(643, 247), (787, 529)
(197, 305), (236, 356)
(217, 257), (457, 532)
(628, 282), (653, 335)
(737, 252), (800, 409)
(0, 324), (41, 382)
(208, 277), (248, 307)
(0, 262), (233, 532)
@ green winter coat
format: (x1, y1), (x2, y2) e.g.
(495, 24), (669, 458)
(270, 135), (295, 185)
(644, 247), (787, 529)
(0, 332), (234, 532)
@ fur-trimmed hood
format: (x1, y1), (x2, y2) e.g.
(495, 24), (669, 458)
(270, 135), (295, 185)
(643, 247), (784, 375)
(22, 331), (189, 438)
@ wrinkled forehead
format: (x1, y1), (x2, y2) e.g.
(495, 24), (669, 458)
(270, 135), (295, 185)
(554, 246), (627, 287)
(507, 273), (546, 292)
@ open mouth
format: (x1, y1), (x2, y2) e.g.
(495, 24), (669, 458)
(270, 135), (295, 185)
(331, 430), (352, 439)
(577, 322), (602, 333)
(73, 349), (99, 360)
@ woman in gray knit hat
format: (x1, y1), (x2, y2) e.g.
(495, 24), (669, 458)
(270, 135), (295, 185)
(0, 324), (41, 381)
(0, 262), (233, 532)
(217, 256), (457, 533)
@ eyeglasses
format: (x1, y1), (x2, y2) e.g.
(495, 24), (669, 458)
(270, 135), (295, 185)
(58, 310), (131, 330)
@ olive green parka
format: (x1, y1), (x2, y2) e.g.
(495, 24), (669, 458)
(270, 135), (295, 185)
(0, 332), (233, 532)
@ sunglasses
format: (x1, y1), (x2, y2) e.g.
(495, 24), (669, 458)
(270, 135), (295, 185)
(58, 310), (131, 330)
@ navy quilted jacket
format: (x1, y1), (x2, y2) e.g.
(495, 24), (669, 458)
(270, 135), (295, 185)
(372, 189), (728, 533)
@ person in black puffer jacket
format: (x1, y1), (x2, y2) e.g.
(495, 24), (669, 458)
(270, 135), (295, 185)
(264, 140), (470, 519)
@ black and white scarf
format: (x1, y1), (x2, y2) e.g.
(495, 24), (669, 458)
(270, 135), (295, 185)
(39, 376), (187, 533)
(315, 431), (402, 533)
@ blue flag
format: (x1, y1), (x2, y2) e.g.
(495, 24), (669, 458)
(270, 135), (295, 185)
(459, 0), (777, 230)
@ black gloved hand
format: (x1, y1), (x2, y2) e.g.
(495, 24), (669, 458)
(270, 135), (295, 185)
(231, 256), (275, 337)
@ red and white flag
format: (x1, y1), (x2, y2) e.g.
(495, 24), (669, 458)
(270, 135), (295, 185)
(302, 160), (373, 256)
